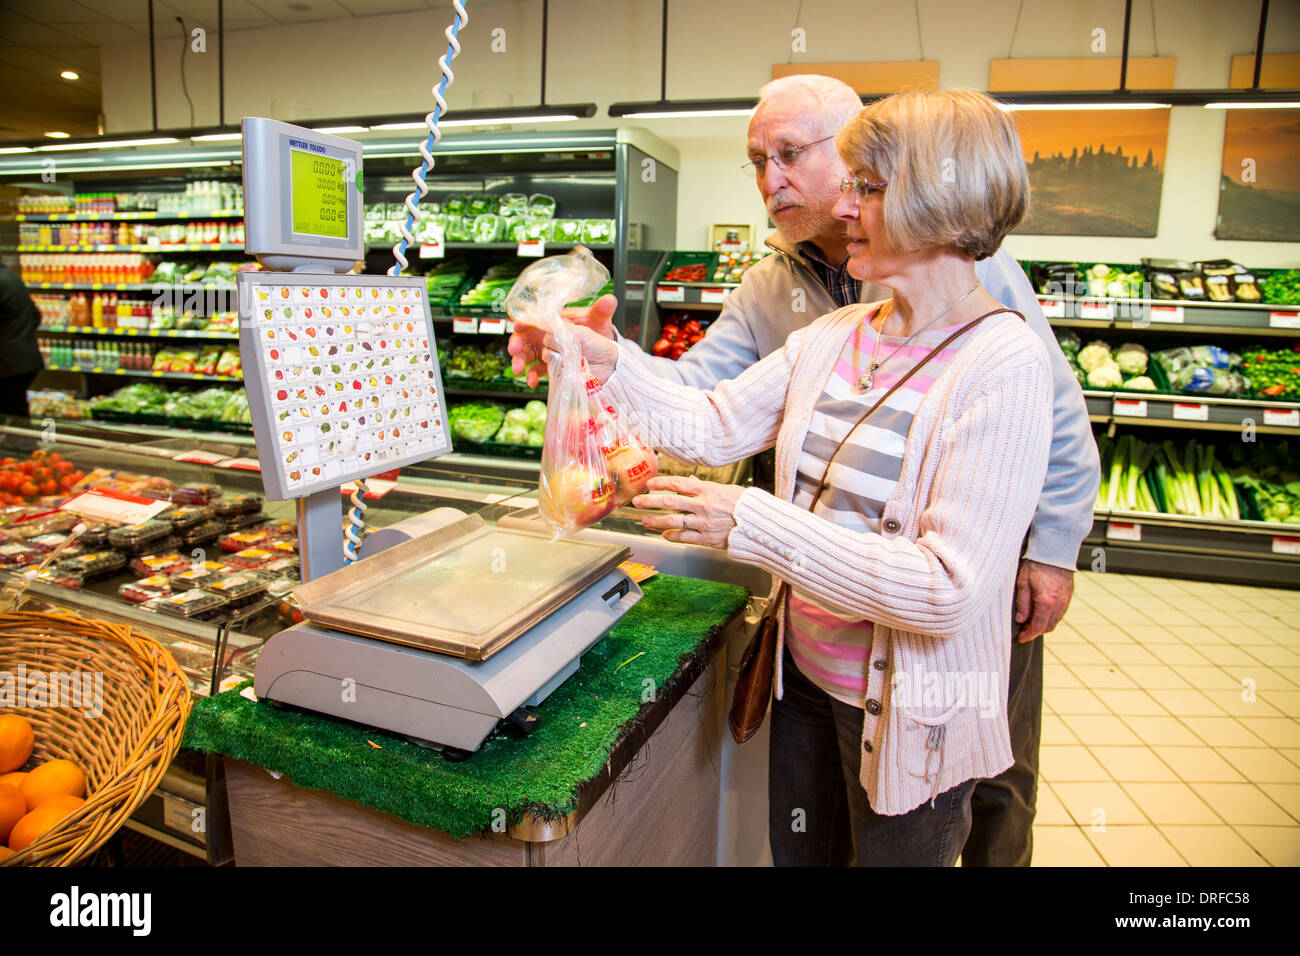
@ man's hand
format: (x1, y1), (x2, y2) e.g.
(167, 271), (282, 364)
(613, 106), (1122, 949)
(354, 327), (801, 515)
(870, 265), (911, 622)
(1014, 559), (1075, 643)
(507, 294), (618, 388)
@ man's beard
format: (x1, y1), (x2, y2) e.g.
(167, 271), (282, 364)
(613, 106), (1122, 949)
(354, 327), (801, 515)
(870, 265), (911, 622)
(769, 203), (824, 244)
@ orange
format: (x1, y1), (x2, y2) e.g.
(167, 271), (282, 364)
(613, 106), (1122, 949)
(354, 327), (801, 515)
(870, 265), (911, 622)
(0, 845), (13, 862)
(0, 715), (34, 774)
(7, 794), (84, 852)
(0, 771), (26, 789)
(0, 783), (25, 844)
(19, 759), (86, 811)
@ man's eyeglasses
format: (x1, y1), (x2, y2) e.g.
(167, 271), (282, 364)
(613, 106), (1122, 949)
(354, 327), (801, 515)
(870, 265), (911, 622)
(742, 135), (834, 175)
(840, 177), (888, 200)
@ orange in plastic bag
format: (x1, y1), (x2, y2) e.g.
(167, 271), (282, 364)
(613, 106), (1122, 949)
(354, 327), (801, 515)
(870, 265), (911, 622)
(505, 249), (657, 536)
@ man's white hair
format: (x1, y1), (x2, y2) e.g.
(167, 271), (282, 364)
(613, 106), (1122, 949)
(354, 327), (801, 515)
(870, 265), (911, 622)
(756, 74), (864, 133)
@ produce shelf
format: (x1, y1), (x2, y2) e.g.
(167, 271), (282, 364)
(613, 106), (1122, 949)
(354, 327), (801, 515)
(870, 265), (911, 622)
(10, 243), (245, 253)
(1039, 295), (1300, 336)
(654, 281), (739, 310)
(1084, 510), (1300, 587)
(43, 365), (242, 382)
(1087, 391), (1300, 435)
(39, 326), (237, 340)
(9, 211), (243, 222)
(442, 381), (547, 400)
(26, 282), (237, 292)
(366, 241), (613, 253)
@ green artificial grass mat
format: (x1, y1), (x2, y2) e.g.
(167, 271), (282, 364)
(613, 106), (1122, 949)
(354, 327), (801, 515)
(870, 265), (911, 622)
(183, 573), (747, 839)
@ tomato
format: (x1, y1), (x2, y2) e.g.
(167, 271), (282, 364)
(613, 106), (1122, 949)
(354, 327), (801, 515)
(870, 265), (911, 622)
(661, 324), (680, 340)
(19, 482), (39, 498)
(651, 338), (671, 356)
(59, 475), (76, 490)
(39, 480), (57, 496)
(56, 461), (74, 474)
(683, 320), (702, 335)
(19, 462), (36, 475)
(668, 343), (688, 360)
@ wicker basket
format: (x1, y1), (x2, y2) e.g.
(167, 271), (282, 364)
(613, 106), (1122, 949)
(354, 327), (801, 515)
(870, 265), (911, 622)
(0, 611), (192, 866)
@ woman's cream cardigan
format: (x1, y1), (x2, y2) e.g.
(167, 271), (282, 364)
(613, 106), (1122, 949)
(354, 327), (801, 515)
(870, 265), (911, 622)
(603, 303), (1054, 815)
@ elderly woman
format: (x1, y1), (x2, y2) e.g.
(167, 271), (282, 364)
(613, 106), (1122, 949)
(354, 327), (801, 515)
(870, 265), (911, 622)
(540, 89), (1054, 866)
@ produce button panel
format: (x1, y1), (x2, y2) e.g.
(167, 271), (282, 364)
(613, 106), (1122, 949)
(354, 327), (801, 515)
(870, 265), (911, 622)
(237, 274), (453, 500)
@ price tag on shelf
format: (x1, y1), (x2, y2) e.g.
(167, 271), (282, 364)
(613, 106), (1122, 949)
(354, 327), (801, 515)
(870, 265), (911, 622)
(217, 457), (262, 472)
(418, 239), (445, 259)
(1114, 398), (1148, 418)
(1107, 522), (1142, 542)
(700, 288), (730, 305)
(1038, 298), (1066, 319)
(60, 488), (171, 525)
(656, 285), (684, 303)
(1172, 402), (1209, 421)
(478, 317), (507, 336)
(1268, 311), (1300, 329)
(517, 240), (545, 257)
(1079, 301), (1115, 320)
(90, 283), (102, 290)
(1272, 536), (1300, 555)
(453, 316), (479, 334)
(1149, 305), (1185, 324)
(1263, 408), (1300, 428)
(172, 449), (226, 465)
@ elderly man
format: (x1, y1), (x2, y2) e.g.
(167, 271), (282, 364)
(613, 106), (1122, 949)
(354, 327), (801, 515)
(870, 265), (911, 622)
(509, 74), (1097, 867)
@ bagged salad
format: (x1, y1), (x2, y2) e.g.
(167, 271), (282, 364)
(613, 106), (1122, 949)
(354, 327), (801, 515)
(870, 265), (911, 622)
(505, 250), (657, 536)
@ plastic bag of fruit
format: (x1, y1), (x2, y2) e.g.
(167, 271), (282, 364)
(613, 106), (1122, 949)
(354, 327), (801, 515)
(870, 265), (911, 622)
(505, 248), (657, 537)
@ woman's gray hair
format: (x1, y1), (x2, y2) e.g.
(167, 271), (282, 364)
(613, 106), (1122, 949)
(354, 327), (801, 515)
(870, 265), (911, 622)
(757, 74), (864, 135)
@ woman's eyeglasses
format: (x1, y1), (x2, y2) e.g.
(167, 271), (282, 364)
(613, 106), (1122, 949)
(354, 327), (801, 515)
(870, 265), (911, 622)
(840, 177), (888, 200)
(741, 135), (834, 175)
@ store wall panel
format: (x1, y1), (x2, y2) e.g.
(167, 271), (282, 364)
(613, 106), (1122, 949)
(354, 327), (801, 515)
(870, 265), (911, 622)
(92, 0), (1300, 260)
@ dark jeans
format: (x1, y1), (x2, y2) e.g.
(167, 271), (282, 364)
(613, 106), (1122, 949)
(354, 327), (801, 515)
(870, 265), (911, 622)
(768, 650), (976, 866)
(961, 633), (1044, 866)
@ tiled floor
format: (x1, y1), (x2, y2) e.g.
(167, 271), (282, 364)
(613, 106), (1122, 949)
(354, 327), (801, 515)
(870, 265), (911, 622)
(1030, 571), (1300, 867)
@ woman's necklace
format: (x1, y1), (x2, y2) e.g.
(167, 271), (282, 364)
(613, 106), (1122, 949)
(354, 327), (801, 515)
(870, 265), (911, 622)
(856, 281), (980, 392)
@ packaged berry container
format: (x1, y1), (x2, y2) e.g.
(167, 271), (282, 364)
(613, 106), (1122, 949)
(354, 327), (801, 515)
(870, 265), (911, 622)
(268, 539), (297, 555)
(59, 550), (127, 580)
(130, 551), (190, 577)
(0, 543), (39, 566)
(34, 568), (83, 590)
(174, 483), (222, 505)
(107, 520), (172, 551)
(259, 518), (297, 539)
(146, 589), (229, 620)
(26, 533), (69, 553)
(263, 575), (296, 600)
(261, 557), (300, 577)
(227, 548), (275, 570)
(219, 531), (269, 553)
(204, 571), (269, 607)
(78, 523), (112, 548)
(212, 493), (264, 517)
(118, 575), (173, 604)
(181, 519), (225, 547)
(169, 564), (231, 591)
(132, 534), (183, 558)
(220, 511), (267, 531)
(161, 504), (213, 534)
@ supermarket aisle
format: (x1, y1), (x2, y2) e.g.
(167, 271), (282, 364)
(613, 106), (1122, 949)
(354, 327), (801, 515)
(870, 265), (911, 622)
(1030, 571), (1300, 866)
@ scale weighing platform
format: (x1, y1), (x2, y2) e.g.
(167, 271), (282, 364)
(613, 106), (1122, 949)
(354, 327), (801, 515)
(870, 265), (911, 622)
(237, 117), (642, 756)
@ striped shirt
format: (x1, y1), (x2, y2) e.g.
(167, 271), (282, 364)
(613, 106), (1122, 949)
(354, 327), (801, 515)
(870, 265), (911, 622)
(796, 241), (860, 309)
(786, 309), (968, 707)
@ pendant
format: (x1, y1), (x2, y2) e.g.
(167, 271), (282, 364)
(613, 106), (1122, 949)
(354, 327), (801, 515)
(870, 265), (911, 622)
(856, 366), (876, 392)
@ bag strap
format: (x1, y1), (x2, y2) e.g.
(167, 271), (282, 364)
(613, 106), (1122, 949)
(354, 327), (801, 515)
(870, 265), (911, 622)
(768, 305), (1018, 610)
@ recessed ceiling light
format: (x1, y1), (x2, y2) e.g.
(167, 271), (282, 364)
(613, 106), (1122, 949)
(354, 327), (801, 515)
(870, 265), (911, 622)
(60, 71), (79, 80)
(44, 131), (70, 139)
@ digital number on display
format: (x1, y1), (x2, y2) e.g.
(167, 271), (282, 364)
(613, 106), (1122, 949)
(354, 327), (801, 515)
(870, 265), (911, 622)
(290, 146), (348, 239)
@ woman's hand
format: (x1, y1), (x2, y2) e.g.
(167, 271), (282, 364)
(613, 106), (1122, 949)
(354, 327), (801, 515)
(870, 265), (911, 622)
(507, 294), (618, 388)
(633, 475), (746, 548)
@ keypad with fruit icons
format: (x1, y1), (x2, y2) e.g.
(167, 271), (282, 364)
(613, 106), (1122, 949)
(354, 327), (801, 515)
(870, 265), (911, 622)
(239, 275), (452, 498)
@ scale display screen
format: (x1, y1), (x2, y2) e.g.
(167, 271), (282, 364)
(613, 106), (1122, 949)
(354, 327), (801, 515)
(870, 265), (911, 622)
(290, 148), (348, 239)
(238, 273), (453, 500)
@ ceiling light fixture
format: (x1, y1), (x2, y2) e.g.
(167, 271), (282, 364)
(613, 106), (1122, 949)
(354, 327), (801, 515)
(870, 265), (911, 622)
(36, 136), (180, 151)
(192, 132), (243, 141)
(43, 131), (71, 139)
(60, 71), (79, 80)
(311, 125), (370, 134)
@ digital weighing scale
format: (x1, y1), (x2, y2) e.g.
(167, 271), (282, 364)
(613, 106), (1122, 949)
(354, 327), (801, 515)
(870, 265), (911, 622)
(238, 117), (641, 756)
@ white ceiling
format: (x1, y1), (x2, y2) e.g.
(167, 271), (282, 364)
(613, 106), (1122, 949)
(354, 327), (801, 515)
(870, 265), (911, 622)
(0, 0), (444, 141)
